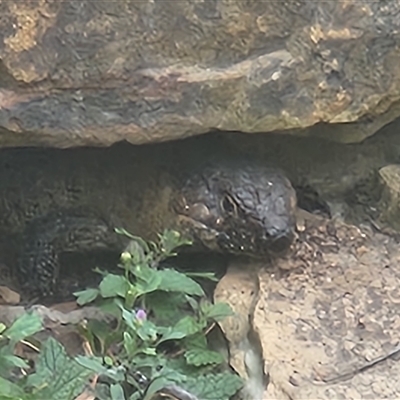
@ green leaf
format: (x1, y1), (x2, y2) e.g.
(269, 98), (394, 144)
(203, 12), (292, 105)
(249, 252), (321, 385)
(5, 312), (42, 344)
(98, 298), (123, 318)
(142, 360), (190, 400)
(159, 230), (192, 256)
(110, 383), (125, 400)
(132, 356), (164, 369)
(184, 348), (224, 366)
(136, 321), (158, 343)
(158, 327), (187, 342)
(0, 323), (6, 334)
(129, 392), (142, 400)
(160, 316), (205, 343)
(123, 332), (138, 359)
(0, 346), (26, 376)
(146, 292), (187, 325)
(143, 376), (171, 400)
(183, 372), (243, 400)
(75, 355), (107, 374)
(99, 274), (129, 298)
(85, 319), (113, 354)
(135, 271), (162, 296)
(104, 356), (114, 366)
(183, 334), (207, 350)
(103, 366), (127, 384)
(0, 352), (29, 370)
(130, 264), (155, 284)
(157, 269), (204, 296)
(0, 375), (25, 398)
(185, 295), (199, 313)
(27, 337), (94, 399)
(74, 288), (99, 305)
(174, 316), (205, 336)
(141, 347), (157, 356)
(201, 302), (234, 321)
(121, 308), (137, 331)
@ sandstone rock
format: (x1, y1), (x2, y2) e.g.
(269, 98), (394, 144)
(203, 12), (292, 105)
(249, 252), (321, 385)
(1, 1), (400, 147)
(216, 210), (400, 399)
(377, 164), (400, 230)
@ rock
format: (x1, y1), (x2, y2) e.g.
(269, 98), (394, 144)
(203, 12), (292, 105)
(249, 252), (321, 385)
(377, 164), (400, 230)
(1, 1), (400, 147)
(213, 261), (266, 400)
(219, 209), (400, 399)
(257, 211), (400, 398)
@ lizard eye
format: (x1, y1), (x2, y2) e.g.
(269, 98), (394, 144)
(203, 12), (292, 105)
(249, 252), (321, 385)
(221, 195), (237, 215)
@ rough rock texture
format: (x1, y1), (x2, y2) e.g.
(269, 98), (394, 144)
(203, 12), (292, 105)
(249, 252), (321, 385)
(376, 164), (400, 230)
(2, 1), (400, 147)
(216, 209), (400, 399)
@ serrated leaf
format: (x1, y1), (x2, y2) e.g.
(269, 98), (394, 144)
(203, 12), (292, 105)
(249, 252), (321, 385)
(183, 334), (207, 350)
(202, 302), (234, 321)
(160, 316), (205, 343)
(184, 348), (224, 366)
(74, 288), (99, 305)
(142, 360), (190, 400)
(158, 326), (187, 342)
(135, 271), (162, 296)
(5, 312), (42, 344)
(110, 383), (125, 400)
(146, 292), (187, 325)
(157, 269), (204, 296)
(174, 316), (206, 336)
(183, 371), (243, 400)
(99, 274), (129, 298)
(130, 263), (155, 283)
(27, 337), (94, 399)
(149, 358), (244, 400)
(0, 375), (25, 398)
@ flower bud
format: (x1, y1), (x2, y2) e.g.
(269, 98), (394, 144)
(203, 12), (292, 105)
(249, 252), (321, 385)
(120, 251), (132, 263)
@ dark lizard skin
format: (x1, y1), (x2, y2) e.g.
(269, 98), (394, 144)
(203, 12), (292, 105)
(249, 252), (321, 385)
(0, 139), (297, 296)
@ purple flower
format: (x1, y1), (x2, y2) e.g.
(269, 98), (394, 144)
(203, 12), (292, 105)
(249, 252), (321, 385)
(135, 309), (147, 322)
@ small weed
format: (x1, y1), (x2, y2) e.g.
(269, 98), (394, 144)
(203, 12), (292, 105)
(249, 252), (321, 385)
(0, 230), (243, 400)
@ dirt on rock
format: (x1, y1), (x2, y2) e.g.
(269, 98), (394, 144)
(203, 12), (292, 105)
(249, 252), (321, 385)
(216, 209), (400, 399)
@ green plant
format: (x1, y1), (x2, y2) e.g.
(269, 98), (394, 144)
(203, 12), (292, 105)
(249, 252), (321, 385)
(0, 313), (94, 400)
(0, 230), (243, 400)
(75, 229), (243, 399)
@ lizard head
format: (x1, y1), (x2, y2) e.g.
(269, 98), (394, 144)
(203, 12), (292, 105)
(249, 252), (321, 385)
(173, 158), (297, 258)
